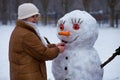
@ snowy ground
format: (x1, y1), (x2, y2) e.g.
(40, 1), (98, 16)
(0, 24), (120, 80)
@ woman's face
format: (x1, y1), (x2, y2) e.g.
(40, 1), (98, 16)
(26, 14), (39, 23)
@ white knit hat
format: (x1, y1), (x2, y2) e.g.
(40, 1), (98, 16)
(18, 3), (40, 19)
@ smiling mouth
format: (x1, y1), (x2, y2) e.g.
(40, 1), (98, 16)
(61, 36), (79, 43)
(62, 40), (68, 43)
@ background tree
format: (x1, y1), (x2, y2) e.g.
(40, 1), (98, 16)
(0, 0), (2, 23)
(83, 0), (90, 12)
(61, 0), (72, 15)
(40, 0), (49, 25)
(1, 0), (8, 25)
(107, 0), (117, 27)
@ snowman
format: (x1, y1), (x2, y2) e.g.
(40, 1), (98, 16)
(52, 10), (104, 80)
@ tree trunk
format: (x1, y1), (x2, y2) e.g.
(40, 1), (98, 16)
(1, 0), (8, 25)
(83, 0), (90, 12)
(62, 0), (72, 15)
(110, 7), (115, 27)
(40, 0), (49, 25)
(108, 0), (117, 27)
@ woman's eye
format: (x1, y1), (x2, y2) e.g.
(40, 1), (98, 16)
(60, 24), (64, 31)
(73, 24), (80, 30)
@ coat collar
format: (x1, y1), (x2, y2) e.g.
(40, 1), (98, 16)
(16, 20), (37, 35)
(16, 20), (42, 41)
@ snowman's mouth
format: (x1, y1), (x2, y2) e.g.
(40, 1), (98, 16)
(61, 36), (79, 43)
(62, 40), (68, 43)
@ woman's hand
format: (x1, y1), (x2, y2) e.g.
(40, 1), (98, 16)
(56, 42), (65, 53)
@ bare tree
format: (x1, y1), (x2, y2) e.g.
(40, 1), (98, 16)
(61, 0), (72, 15)
(82, 0), (90, 12)
(40, 0), (49, 25)
(1, 0), (8, 25)
(107, 0), (118, 27)
(0, 0), (2, 22)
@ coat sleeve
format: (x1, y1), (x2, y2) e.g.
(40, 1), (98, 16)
(22, 32), (59, 61)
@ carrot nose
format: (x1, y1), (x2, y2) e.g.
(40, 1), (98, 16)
(58, 31), (70, 36)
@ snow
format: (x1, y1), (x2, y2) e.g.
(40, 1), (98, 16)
(0, 24), (120, 80)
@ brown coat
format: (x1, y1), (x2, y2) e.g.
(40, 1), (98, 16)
(9, 20), (59, 80)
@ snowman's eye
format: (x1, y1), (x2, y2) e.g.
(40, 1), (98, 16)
(73, 24), (80, 30)
(60, 24), (64, 31)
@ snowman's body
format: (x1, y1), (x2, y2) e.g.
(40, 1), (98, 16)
(52, 10), (103, 80)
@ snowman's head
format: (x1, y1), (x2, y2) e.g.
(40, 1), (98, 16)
(57, 10), (98, 47)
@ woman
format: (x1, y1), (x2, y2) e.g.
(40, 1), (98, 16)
(9, 3), (65, 80)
